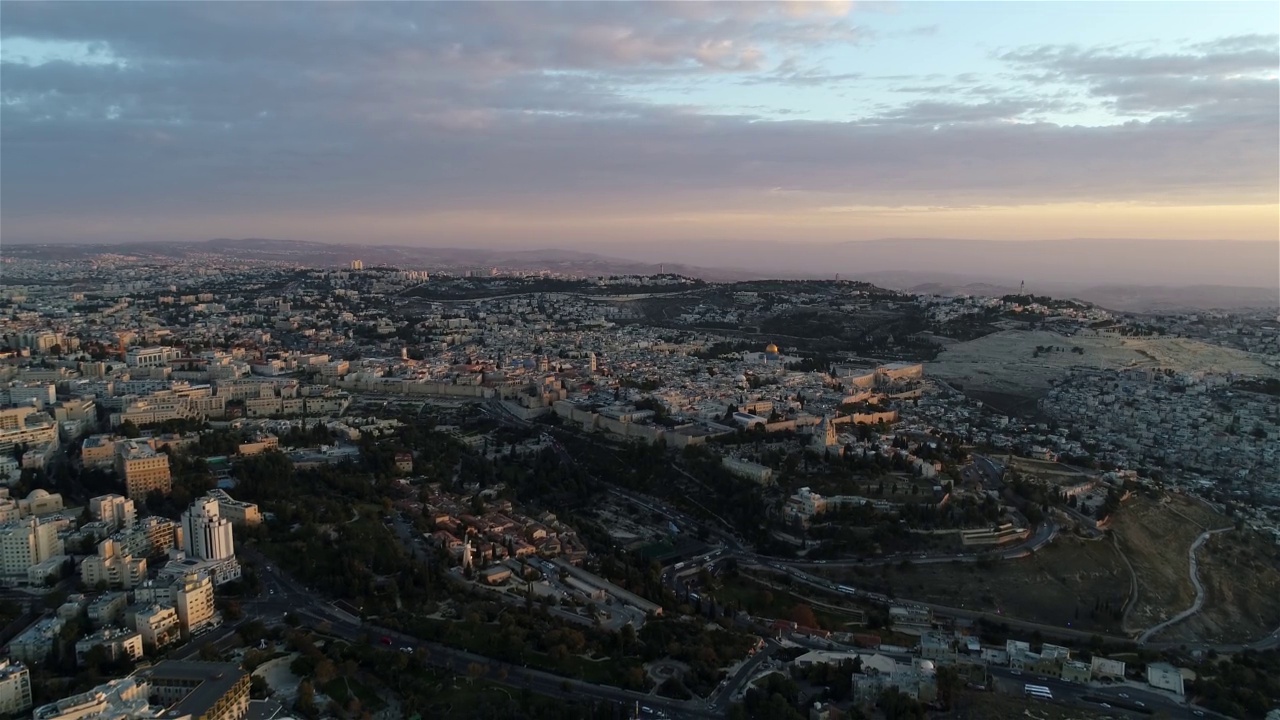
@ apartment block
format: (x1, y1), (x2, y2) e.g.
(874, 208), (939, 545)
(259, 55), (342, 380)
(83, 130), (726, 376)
(80, 539), (147, 590)
(75, 627), (144, 666)
(81, 435), (122, 468)
(116, 440), (173, 499)
(0, 659), (32, 716)
(174, 573), (217, 634)
(131, 605), (181, 648)
(9, 617), (63, 663)
(89, 494), (136, 531)
(0, 516), (65, 582)
(141, 516), (184, 556)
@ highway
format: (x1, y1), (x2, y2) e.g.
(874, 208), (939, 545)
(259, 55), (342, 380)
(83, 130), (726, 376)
(989, 667), (1226, 719)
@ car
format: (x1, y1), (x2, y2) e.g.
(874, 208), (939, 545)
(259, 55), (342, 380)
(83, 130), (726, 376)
(1135, 701), (1144, 707)
(1099, 703), (1111, 708)
(1119, 693), (1129, 698)
(1010, 670), (1021, 675)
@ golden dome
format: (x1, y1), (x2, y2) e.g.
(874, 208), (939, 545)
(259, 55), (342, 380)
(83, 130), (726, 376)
(765, 343), (779, 354)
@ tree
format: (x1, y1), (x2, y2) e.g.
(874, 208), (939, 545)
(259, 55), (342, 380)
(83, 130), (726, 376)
(118, 420), (141, 439)
(790, 603), (819, 629)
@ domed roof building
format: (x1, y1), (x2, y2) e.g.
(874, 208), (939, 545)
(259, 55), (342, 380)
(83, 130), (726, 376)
(765, 343), (780, 354)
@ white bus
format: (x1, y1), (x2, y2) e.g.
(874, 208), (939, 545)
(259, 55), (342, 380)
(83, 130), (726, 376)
(1024, 684), (1053, 700)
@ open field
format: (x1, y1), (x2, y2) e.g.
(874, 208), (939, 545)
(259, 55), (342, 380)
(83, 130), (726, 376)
(1110, 495), (1232, 632)
(1008, 457), (1091, 481)
(928, 329), (1280, 396)
(823, 536), (1131, 633)
(1154, 530), (1280, 645)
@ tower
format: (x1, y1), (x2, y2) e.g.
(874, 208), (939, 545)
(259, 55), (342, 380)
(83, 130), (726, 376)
(180, 497), (234, 562)
(461, 537), (473, 570)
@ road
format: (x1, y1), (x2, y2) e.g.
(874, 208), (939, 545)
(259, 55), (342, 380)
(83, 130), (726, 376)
(1137, 527), (1233, 644)
(238, 543), (742, 717)
(989, 667), (1227, 719)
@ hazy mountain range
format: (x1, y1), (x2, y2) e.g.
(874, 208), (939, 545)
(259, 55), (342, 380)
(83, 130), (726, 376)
(4, 237), (1275, 312)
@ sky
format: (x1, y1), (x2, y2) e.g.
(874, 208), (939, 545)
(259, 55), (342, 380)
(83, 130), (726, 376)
(1, 1), (1277, 248)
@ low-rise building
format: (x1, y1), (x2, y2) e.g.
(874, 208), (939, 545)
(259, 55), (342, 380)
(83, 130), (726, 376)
(75, 626), (144, 666)
(136, 660), (250, 720)
(9, 617), (63, 663)
(88, 592), (129, 628)
(1147, 661), (1185, 696)
(1061, 659), (1092, 684)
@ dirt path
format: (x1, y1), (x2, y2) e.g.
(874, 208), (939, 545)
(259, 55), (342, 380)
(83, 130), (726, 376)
(1115, 534), (1139, 636)
(1138, 528), (1233, 643)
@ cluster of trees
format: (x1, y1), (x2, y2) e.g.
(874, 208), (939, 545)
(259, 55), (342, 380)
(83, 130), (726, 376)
(1189, 650), (1280, 719)
(637, 618), (758, 696)
(728, 672), (806, 720)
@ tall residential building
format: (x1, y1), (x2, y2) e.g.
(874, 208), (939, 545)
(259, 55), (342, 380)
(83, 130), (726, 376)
(115, 440), (172, 500)
(0, 659), (32, 716)
(350, 259), (363, 270)
(181, 497), (235, 562)
(174, 573), (217, 634)
(80, 539), (148, 590)
(0, 517), (64, 580)
(89, 494), (136, 531)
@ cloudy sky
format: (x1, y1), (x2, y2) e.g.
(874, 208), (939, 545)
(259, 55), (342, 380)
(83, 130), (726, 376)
(2, 1), (1277, 247)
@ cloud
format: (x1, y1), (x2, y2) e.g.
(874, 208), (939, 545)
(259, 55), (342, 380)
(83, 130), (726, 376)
(1000, 38), (1279, 118)
(0, 4), (1274, 244)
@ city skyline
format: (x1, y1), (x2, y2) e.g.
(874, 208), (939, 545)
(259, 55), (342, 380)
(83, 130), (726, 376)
(1, 2), (1277, 246)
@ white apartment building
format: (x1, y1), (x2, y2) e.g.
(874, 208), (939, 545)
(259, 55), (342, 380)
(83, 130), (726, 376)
(0, 516), (65, 582)
(89, 494), (136, 531)
(125, 346), (182, 368)
(0, 659), (32, 715)
(80, 539), (147, 590)
(132, 605), (180, 648)
(174, 573), (217, 634)
(181, 497), (234, 562)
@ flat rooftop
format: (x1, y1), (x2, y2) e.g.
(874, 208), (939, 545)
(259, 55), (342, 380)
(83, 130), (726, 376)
(136, 660), (246, 714)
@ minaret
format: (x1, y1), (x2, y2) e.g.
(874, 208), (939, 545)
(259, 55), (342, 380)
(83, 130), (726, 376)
(461, 537), (473, 570)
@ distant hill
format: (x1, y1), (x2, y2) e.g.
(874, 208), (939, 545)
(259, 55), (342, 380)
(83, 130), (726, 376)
(5, 237), (1274, 311)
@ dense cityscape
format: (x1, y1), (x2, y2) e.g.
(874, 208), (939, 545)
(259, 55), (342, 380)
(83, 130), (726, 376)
(3, 1), (1278, 718)
(0, 248), (1276, 720)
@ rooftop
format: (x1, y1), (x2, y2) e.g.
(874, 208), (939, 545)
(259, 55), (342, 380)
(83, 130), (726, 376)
(136, 660), (247, 714)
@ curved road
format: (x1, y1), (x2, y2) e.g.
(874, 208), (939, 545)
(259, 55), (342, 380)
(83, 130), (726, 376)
(1137, 527), (1233, 644)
